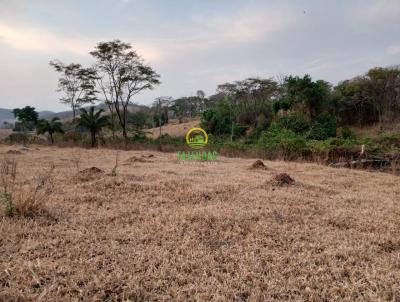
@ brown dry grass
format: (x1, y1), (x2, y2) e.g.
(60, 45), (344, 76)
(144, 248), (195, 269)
(146, 118), (199, 138)
(0, 144), (399, 301)
(0, 129), (12, 140)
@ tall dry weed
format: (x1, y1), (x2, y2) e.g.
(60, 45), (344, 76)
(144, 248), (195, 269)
(111, 151), (119, 176)
(0, 157), (17, 215)
(0, 156), (55, 217)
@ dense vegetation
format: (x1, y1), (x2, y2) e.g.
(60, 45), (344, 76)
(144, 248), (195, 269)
(199, 68), (400, 159)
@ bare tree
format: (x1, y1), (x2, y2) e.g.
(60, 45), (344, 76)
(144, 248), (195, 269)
(153, 96), (172, 139)
(50, 61), (97, 121)
(90, 40), (160, 142)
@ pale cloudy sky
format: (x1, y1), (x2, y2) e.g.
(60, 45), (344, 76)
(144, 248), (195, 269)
(0, 0), (399, 111)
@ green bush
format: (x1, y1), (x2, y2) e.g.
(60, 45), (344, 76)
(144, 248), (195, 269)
(155, 134), (185, 145)
(258, 126), (307, 155)
(307, 112), (337, 140)
(6, 133), (29, 144)
(200, 99), (231, 135)
(272, 99), (292, 114)
(376, 132), (400, 148)
(341, 127), (354, 139)
(274, 113), (310, 134)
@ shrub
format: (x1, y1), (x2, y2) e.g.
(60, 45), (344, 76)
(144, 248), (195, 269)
(341, 127), (354, 139)
(376, 132), (400, 148)
(6, 133), (28, 144)
(155, 134), (184, 146)
(274, 113), (310, 134)
(200, 99), (231, 135)
(5, 133), (45, 144)
(307, 112), (337, 140)
(258, 126), (307, 156)
(272, 99), (292, 114)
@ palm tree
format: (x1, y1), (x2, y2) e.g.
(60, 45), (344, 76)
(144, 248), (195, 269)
(77, 107), (109, 147)
(36, 117), (64, 144)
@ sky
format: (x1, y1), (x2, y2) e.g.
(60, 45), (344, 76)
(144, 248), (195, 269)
(0, 0), (399, 111)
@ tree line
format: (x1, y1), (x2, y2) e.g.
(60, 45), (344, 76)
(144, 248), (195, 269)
(200, 67), (400, 143)
(10, 38), (400, 147)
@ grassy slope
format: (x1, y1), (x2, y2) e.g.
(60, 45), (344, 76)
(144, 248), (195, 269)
(0, 145), (399, 301)
(146, 118), (200, 138)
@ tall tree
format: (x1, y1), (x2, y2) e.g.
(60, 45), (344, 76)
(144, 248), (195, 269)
(36, 117), (64, 144)
(196, 90), (206, 113)
(13, 106), (38, 132)
(218, 78), (279, 138)
(171, 98), (188, 123)
(95, 74), (117, 137)
(90, 40), (160, 142)
(153, 96), (172, 138)
(284, 75), (331, 120)
(363, 66), (400, 124)
(50, 61), (97, 121)
(77, 107), (109, 147)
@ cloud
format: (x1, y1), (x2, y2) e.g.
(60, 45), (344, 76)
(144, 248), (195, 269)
(354, 0), (400, 22)
(387, 45), (400, 55)
(0, 22), (91, 55)
(153, 5), (297, 60)
(190, 6), (295, 47)
(204, 8), (294, 44)
(0, 3), (296, 65)
(0, 21), (162, 61)
(303, 58), (335, 73)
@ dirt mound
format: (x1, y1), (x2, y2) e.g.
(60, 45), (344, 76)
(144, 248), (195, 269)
(124, 156), (152, 164)
(6, 150), (22, 155)
(77, 167), (105, 182)
(79, 167), (105, 175)
(270, 173), (295, 186)
(250, 160), (267, 169)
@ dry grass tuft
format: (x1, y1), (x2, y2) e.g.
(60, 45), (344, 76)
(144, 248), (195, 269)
(0, 156), (54, 218)
(270, 172), (295, 186)
(14, 165), (54, 218)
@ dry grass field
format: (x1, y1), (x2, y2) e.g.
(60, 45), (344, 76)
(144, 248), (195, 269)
(0, 144), (399, 301)
(0, 129), (12, 140)
(146, 119), (199, 138)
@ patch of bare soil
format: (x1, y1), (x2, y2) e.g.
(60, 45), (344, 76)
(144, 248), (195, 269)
(270, 172), (295, 186)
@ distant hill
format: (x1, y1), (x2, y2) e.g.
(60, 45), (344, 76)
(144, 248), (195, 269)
(0, 103), (150, 128)
(0, 108), (16, 127)
(0, 108), (57, 127)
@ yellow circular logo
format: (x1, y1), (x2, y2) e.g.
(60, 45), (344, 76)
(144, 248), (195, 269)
(186, 128), (208, 149)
